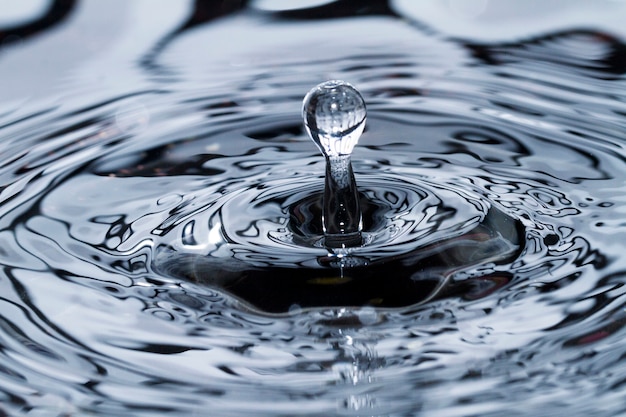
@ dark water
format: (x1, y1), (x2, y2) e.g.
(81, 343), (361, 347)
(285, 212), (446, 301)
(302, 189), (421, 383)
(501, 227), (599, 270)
(1, 1), (626, 416)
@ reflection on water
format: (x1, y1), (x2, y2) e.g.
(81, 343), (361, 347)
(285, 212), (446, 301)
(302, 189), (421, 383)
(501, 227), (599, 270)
(0, 0), (75, 46)
(1, 1), (626, 416)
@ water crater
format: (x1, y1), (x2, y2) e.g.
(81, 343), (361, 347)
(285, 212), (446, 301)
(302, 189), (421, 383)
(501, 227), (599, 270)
(152, 80), (525, 313)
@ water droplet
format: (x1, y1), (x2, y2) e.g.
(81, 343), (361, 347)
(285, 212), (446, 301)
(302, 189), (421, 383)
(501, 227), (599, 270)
(302, 80), (366, 158)
(302, 81), (366, 248)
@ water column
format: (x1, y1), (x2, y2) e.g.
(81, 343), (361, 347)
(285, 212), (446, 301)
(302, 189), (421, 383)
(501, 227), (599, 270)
(303, 80), (366, 248)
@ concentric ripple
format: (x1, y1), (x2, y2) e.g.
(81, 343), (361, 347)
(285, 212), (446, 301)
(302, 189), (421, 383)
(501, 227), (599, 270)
(0, 2), (625, 416)
(148, 153), (523, 311)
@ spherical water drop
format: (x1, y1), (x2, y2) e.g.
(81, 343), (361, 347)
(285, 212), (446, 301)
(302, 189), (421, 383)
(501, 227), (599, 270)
(302, 80), (366, 158)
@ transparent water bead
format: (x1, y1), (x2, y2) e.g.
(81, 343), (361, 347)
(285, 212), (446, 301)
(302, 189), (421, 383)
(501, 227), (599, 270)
(303, 80), (366, 248)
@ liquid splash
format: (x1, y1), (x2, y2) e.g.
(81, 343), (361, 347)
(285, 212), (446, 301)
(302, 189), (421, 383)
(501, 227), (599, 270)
(303, 80), (366, 247)
(0, 2), (625, 416)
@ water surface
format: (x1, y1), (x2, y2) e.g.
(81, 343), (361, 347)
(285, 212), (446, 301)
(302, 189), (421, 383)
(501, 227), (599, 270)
(0, 1), (626, 416)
